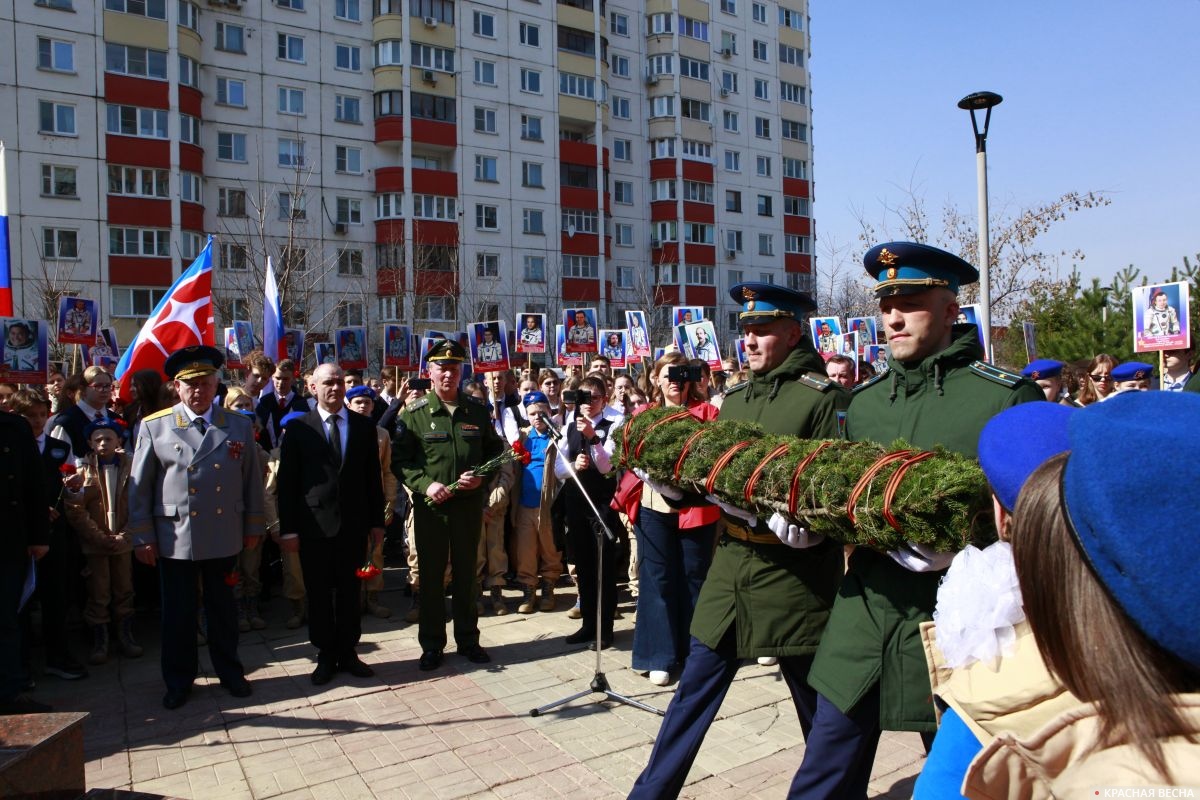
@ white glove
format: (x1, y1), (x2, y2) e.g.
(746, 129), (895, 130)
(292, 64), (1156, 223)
(887, 541), (956, 573)
(767, 512), (825, 549)
(633, 468), (682, 501)
(705, 494), (758, 528)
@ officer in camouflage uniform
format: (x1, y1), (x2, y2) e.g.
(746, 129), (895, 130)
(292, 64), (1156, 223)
(630, 284), (850, 799)
(790, 242), (1043, 798)
(391, 339), (505, 672)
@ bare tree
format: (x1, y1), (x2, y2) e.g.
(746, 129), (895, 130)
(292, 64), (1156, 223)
(26, 227), (86, 366)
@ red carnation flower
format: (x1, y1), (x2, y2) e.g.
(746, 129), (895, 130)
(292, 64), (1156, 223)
(224, 571), (240, 587)
(356, 562), (381, 581)
(59, 463), (77, 476)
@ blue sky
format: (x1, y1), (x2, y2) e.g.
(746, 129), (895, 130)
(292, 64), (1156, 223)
(810, 2), (1200, 285)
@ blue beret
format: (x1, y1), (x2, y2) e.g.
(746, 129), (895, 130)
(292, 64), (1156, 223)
(236, 409), (256, 420)
(1063, 392), (1200, 668)
(728, 282), (816, 323)
(523, 390), (549, 407)
(84, 418), (124, 440)
(280, 411), (307, 429)
(978, 403), (1073, 512)
(1111, 361), (1154, 382)
(863, 242), (979, 298)
(346, 385), (376, 401)
(164, 345), (225, 380)
(1021, 359), (1064, 380)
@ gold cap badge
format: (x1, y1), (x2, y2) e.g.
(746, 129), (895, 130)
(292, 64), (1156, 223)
(877, 248), (899, 267)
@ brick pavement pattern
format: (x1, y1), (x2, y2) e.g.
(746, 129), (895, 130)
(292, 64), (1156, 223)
(36, 577), (925, 799)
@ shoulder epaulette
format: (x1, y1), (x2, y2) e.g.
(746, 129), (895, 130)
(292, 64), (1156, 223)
(143, 407), (174, 422)
(405, 397), (429, 412)
(852, 370), (889, 394)
(798, 372), (837, 392)
(969, 361), (1024, 388)
(723, 381), (748, 396)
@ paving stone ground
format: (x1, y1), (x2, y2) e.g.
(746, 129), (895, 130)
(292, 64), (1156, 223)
(33, 571), (924, 799)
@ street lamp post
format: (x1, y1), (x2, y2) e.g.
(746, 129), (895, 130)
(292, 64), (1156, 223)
(958, 91), (1003, 361)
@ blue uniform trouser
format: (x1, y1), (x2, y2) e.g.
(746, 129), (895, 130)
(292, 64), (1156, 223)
(629, 626), (817, 799)
(159, 555), (244, 693)
(787, 687), (881, 799)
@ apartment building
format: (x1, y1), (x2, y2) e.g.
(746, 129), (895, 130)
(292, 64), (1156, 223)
(0, 0), (813, 359)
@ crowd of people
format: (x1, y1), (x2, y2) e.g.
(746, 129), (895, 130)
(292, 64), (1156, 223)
(0, 239), (1197, 795)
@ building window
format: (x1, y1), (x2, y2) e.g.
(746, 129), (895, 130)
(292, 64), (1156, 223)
(180, 172), (202, 203)
(614, 181), (633, 204)
(39, 100), (76, 135)
(336, 43), (362, 71)
(613, 139), (631, 161)
(683, 139), (712, 161)
(219, 242), (248, 271)
(610, 54), (629, 77)
(656, 263), (679, 284)
(758, 234), (774, 256)
(779, 43), (804, 66)
(218, 187), (247, 217)
(757, 194), (773, 216)
(336, 302), (365, 327)
(216, 77), (246, 107)
(647, 13), (672, 35)
(109, 227), (170, 257)
(752, 39), (768, 61)
(378, 296), (401, 322)
(415, 295), (456, 322)
(278, 138), (305, 168)
(725, 190), (743, 214)
(475, 204), (499, 230)
(721, 71), (738, 93)
(522, 161), (543, 187)
(610, 12), (628, 35)
(337, 248), (364, 275)
(563, 255), (599, 278)
(522, 208), (544, 234)
(335, 95), (361, 123)
(785, 234), (811, 254)
(277, 34), (305, 62)
(652, 138), (675, 159)
(278, 86), (305, 115)
(724, 150), (741, 172)
(335, 197), (362, 225)
(752, 2), (766, 22)
(474, 59), (496, 85)
(651, 179), (675, 201)
(559, 72), (596, 99)
(678, 15), (709, 41)
(562, 209), (599, 234)
(781, 82), (806, 104)
(681, 98), (711, 122)
(375, 40), (403, 66)
(723, 110), (739, 132)
(755, 116), (771, 138)
(377, 192), (404, 219)
(726, 230), (743, 252)
(411, 43), (455, 72)
(650, 96), (674, 118)
(409, 92), (456, 122)
(612, 96), (630, 119)
(40, 165), (77, 198)
(277, 0), (304, 9)
(782, 120), (808, 141)
(278, 192), (306, 220)
(474, 155), (498, 182)
(679, 57), (708, 81)
(615, 224), (633, 246)
(474, 106), (497, 133)
(216, 22), (245, 53)
(107, 0), (167, 16)
(684, 223), (714, 244)
(476, 252), (499, 278)
(524, 255), (546, 282)
(756, 156), (772, 177)
(784, 196), (810, 217)
(521, 68), (542, 93)
(106, 105), (168, 139)
(783, 157), (808, 179)
(217, 132), (247, 162)
(335, 0), (361, 20)
(111, 286), (167, 318)
(473, 11), (495, 37)
(519, 21), (539, 46)
(410, 0), (454, 24)
(720, 0), (736, 12)
(109, 166), (169, 198)
(105, 44), (168, 79)
(336, 146), (362, 174)
(521, 114), (543, 141)
(779, 7), (803, 30)
(413, 194), (456, 220)
(787, 273), (816, 293)
(42, 227), (78, 259)
(686, 265), (715, 285)
(37, 37), (74, 72)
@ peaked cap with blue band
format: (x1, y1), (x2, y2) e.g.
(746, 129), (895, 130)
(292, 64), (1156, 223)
(978, 402), (1073, 512)
(728, 282), (817, 322)
(1111, 361), (1154, 382)
(1062, 391), (1200, 668)
(1021, 359), (1065, 380)
(863, 241), (979, 298)
(84, 418), (125, 441)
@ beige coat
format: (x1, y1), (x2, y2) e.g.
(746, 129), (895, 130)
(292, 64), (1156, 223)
(65, 453), (133, 555)
(375, 426), (399, 523)
(964, 693), (1200, 799)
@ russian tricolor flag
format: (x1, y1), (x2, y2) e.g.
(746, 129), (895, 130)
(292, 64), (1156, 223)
(0, 141), (14, 316)
(262, 257), (286, 361)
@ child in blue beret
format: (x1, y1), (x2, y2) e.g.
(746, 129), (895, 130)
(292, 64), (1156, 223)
(964, 392), (1200, 795)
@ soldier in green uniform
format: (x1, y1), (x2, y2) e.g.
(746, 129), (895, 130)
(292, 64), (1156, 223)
(630, 283), (850, 799)
(391, 339), (505, 671)
(791, 242), (1043, 798)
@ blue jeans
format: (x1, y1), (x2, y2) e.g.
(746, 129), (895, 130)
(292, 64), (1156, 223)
(632, 508), (716, 672)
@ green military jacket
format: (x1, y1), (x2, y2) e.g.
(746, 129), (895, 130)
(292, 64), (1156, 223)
(808, 325), (1044, 732)
(391, 391), (506, 517)
(690, 344), (851, 657)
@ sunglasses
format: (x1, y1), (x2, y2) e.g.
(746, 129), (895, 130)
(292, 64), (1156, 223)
(1089, 374), (1112, 382)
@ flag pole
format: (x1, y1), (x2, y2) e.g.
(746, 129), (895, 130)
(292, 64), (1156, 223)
(0, 141), (14, 316)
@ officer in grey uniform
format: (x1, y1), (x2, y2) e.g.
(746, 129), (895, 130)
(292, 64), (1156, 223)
(129, 345), (266, 710)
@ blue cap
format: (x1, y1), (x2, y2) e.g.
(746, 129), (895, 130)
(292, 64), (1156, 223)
(84, 418), (125, 441)
(978, 403), (1073, 512)
(164, 345), (225, 380)
(280, 411), (307, 429)
(863, 242), (979, 298)
(1021, 359), (1065, 380)
(346, 385), (376, 401)
(728, 282), (817, 323)
(1111, 361), (1154, 382)
(236, 409), (257, 420)
(1063, 392), (1200, 668)
(523, 390), (549, 407)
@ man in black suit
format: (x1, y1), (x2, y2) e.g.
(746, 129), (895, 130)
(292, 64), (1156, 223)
(277, 362), (386, 685)
(256, 358), (309, 448)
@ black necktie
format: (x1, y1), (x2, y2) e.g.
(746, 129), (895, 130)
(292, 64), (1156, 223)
(194, 417), (207, 435)
(326, 415), (342, 466)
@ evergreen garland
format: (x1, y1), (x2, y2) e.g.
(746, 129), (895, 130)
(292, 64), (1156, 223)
(617, 406), (995, 552)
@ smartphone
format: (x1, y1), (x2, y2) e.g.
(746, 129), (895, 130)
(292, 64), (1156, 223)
(408, 378), (431, 391)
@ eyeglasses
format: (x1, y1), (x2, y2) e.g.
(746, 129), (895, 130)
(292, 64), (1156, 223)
(89, 382), (113, 390)
(1090, 374), (1112, 382)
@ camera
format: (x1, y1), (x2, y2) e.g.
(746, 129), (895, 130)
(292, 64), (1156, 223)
(563, 389), (593, 405)
(667, 364), (703, 383)
(407, 377), (431, 391)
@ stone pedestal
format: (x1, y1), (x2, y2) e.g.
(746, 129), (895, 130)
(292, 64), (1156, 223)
(0, 711), (89, 799)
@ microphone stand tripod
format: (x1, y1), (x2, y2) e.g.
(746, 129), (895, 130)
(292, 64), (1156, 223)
(530, 417), (663, 718)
